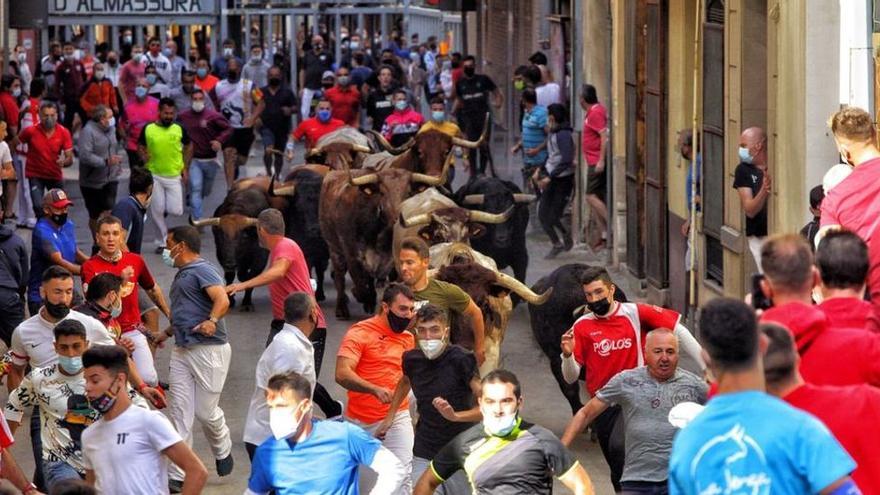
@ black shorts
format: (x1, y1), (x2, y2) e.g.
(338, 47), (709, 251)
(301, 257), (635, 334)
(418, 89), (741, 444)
(81, 182), (119, 219)
(587, 166), (607, 201)
(226, 127), (256, 158)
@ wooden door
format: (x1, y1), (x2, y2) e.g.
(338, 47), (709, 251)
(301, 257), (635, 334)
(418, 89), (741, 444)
(625, 0), (646, 278)
(644, 0), (667, 288)
(702, 0), (725, 285)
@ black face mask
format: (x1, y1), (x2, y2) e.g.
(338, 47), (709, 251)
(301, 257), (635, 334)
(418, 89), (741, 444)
(322, 82), (334, 89)
(269, 77), (282, 87)
(188, 55), (197, 63)
(387, 310), (412, 333)
(44, 300), (70, 320)
(50, 213), (68, 226)
(107, 58), (118, 66)
(227, 71), (240, 81)
(382, 58), (394, 65)
(463, 66), (476, 77)
(182, 85), (194, 94)
(160, 118), (174, 126)
(586, 298), (612, 316)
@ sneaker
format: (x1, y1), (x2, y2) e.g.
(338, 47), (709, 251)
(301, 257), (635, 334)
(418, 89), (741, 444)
(168, 479), (183, 493)
(216, 453), (234, 476)
(545, 245), (564, 259)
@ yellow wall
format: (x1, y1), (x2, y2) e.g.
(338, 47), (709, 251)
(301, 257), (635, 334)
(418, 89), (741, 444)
(666, 0), (698, 219)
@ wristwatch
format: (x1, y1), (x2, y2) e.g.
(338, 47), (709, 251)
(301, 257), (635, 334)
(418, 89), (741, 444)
(208, 316), (219, 324)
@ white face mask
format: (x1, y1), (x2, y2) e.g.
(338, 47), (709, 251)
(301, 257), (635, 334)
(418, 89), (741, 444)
(269, 404), (307, 440)
(419, 339), (446, 360)
(483, 412), (518, 437)
(191, 101), (206, 113)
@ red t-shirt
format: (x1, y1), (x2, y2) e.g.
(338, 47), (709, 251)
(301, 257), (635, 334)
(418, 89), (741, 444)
(324, 86), (361, 127)
(292, 117), (346, 150)
(452, 67), (464, 87)
(818, 297), (880, 333)
(18, 124), (73, 181)
(582, 103), (607, 166)
(0, 93), (20, 130)
(784, 383), (880, 494)
(571, 302), (680, 395)
(81, 252), (156, 333)
(821, 157), (880, 308)
(269, 238), (326, 327)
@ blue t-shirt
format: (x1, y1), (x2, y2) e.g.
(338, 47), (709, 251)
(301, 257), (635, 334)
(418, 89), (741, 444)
(248, 419), (381, 495)
(28, 218), (77, 304)
(669, 391), (855, 495)
(685, 154), (702, 213)
(110, 196), (147, 254)
(521, 105), (548, 166)
(169, 259), (228, 347)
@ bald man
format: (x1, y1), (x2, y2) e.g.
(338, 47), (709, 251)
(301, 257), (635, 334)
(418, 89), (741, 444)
(735, 127), (771, 271)
(561, 330), (707, 493)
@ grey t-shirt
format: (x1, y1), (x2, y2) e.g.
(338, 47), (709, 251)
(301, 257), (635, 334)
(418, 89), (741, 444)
(170, 258), (228, 347)
(596, 366), (707, 483)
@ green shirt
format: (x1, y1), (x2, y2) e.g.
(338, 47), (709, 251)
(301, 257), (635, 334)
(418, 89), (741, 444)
(139, 121), (190, 177)
(414, 278), (473, 347)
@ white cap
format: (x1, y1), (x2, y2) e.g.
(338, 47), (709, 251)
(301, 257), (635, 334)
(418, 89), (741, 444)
(322, 70), (335, 80)
(823, 163), (854, 193)
(668, 401), (706, 428)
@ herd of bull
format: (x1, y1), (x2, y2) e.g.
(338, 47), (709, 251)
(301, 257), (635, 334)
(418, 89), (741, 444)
(188, 122), (605, 406)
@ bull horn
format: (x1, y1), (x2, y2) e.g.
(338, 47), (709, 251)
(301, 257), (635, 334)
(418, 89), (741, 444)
(493, 272), (553, 305)
(305, 147), (323, 158)
(242, 217), (260, 227)
(512, 193), (537, 203)
(452, 113), (491, 149)
(352, 144), (372, 153)
(461, 194), (485, 205)
(468, 205), (513, 224)
(400, 212), (432, 227)
(189, 216), (221, 227)
(412, 148), (454, 186)
(350, 173), (380, 186)
(367, 130), (414, 155)
(268, 176), (297, 197)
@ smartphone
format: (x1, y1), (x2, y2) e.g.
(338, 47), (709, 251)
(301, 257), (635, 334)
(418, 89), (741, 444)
(751, 273), (772, 311)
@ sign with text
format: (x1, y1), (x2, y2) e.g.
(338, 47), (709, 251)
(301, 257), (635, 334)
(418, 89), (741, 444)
(49, 0), (216, 15)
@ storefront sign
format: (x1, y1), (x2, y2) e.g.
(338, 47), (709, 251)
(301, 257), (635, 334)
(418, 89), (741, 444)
(49, 0), (215, 15)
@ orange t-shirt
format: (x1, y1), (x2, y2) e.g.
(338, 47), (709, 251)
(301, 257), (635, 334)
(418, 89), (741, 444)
(337, 315), (415, 423)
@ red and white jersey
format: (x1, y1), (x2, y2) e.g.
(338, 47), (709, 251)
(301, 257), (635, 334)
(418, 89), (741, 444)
(572, 302), (680, 395)
(0, 410), (13, 453)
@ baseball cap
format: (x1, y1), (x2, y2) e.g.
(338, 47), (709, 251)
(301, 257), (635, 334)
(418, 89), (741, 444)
(322, 70), (335, 80)
(43, 188), (73, 208)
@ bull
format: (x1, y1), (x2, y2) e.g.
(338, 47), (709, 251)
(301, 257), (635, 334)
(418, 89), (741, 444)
(190, 183), (271, 312)
(320, 161), (451, 319)
(306, 126), (373, 169)
(267, 165), (332, 301)
(456, 177), (536, 289)
(428, 242), (551, 376)
(527, 264), (629, 414)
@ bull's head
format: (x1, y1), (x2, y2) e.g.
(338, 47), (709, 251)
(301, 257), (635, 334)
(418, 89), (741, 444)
(401, 205), (513, 245)
(190, 214), (260, 271)
(269, 166), (330, 240)
(308, 141), (372, 170)
(461, 190), (535, 248)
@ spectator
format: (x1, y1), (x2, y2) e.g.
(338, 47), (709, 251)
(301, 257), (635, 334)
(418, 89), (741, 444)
(350, 52), (373, 89)
(110, 167), (152, 254)
(762, 323), (880, 494)
(242, 45), (271, 89)
(677, 129), (701, 270)
(0, 76), (21, 138)
(453, 55), (501, 177)
(381, 88), (424, 147)
(0, 119), (16, 222)
(335, 283), (416, 493)
(534, 103), (575, 258)
(299, 35), (334, 120)
(0, 200), (27, 347)
(194, 58), (219, 93)
(815, 229), (879, 332)
(255, 66), (296, 177)
(759, 233), (880, 386)
(406, 52), (428, 110)
(211, 39), (241, 80)
(581, 84), (609, 250)
(54, 42), (87, 130)
(104, 51), (121, 86)
(512, 88), (547, 183)
(144, 64), (170, 100)
(342, 34), (374, 68)
(163, 40), (186, 89)
(210, 58), (262, 188)
(78, 63), (119, 118)
(14, 101), (73, 218)
(246, 371), (406, 493)
(138, 98), (191, 253)
(525, 64), (560, 107)
(324, 66), (361, 127)
(119, 78), (158, 169)
(12, 78), (46, 228)
(734, 126), (770, 271)
(143, 37), (172, 87)
(800, 185), (824, 249)
(669, 298), (858, 494)
(12, 45), (33, 91)
(177, 89), (231, 220)
(169, 70), (214, 113)
(118, 45), (146, 104)
(287, 98), (345, 155)
(78, 105), (122, 240)
(40, 42), (62, 99)
(152, 225), (234, 490)
(378, 304), (481, 491)
(365, 66), (399, 132)
(822, 106), (880, 307)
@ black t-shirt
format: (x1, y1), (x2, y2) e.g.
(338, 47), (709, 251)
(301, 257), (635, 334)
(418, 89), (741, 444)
(455, 74), (497, 121)
(259, 86), (297, 133)
(402, 346), (478, 459)
(732, 162), (768, 236)
(301, 50), (334, 90)
(366, 86), (397, 132)
(431, 419), (576, 495)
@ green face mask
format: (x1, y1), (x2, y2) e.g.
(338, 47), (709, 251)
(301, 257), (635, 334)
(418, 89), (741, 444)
(514, 80), (525, 91)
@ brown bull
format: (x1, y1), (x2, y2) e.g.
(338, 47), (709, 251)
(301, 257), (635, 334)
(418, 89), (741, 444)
(320, 162), (451, 319)
(306, 127), (373, 169)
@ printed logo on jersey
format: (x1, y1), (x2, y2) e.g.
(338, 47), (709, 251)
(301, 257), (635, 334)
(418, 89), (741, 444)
(593, 338), (633, 357)
(690, 424), (771, 495)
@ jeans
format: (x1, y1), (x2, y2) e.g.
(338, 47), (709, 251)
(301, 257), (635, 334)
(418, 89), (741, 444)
(188, 159), (219, 219)
(595, 405), (625, 492)
(43, 460), (82, 490)
(149, 174), (184, 246)
(538, 174), (574, 246)
(621, 481), (669, 495)
(0, 288), (24, 347)
(411, 456), (471, 494)
(349, 410), (414, 495)
(28, 177), (64, 218)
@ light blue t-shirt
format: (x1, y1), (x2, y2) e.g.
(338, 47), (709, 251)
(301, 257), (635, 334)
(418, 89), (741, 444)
(248, 419), (381, 495)
(521, 105), (548, 166)
(669, 390), (856, 495)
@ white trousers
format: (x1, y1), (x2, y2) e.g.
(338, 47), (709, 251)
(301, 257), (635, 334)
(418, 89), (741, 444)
(300, 87), (319, 120)
(349, 410), (414, 495)
(748, 236), (765, 274)
(125, 330), (158, 386)
(167, 343), (232, 481)
(150, 174), (184, 246)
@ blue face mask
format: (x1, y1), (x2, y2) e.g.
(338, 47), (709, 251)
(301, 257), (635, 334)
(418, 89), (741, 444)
(162, 247), (176, 267)
(431, 110), (445, 122)
(317, 109), (332, 123)
(135, 86), (148, 99)
(395, 100), (408, 111)
(738, 146), (753, 164)
(58, 355), (83, 374)
(146, 74), (157, 85)
(196, 68), (208, 79)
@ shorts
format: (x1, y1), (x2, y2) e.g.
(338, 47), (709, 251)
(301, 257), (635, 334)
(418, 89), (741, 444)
(259, 126), (289, 151)
(138, 289), (158, 316)
(587, 165), (607, 201)
(80, 182), (119, 219)
(225, 127), (256, 157)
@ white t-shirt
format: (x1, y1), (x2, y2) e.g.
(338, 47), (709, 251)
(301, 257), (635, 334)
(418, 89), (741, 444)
(0, 141), (10, 198)
(243, 323), (315, 445)
(144, 52), (173, 87)
(213, 78), (254, 128)
(5, 364), (147, 473)
(82, 404), (181, 495)
(10, 311), (116, 368)
(536, 82), (561, 107)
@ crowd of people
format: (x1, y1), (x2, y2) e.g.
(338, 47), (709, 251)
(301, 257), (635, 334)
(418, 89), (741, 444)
(0, 24), (875, 495)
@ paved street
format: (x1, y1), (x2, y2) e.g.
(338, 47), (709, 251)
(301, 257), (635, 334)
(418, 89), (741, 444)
(1, 135), (639, 494)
